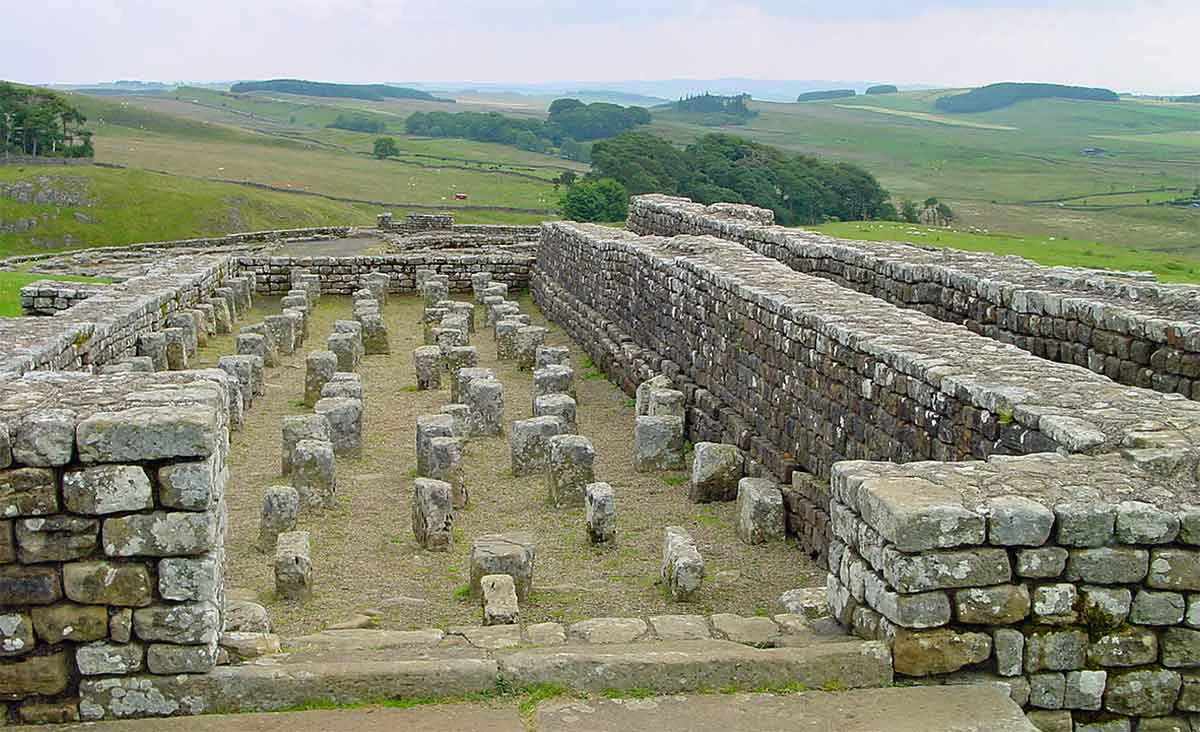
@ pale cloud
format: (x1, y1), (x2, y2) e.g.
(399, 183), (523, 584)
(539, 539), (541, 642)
(1, 0), (1195, 94)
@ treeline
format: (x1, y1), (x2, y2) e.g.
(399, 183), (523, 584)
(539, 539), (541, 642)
(405, 98), (650, 153)
(1173, 95), (1200, 103)
(866, 85), (898, 95)
(797, 89), (856, 102)
(935, 83), (1119, 113)
(0, 82), (93, 158)
(673, 93), (757, 122)
(586, 131), (893, 225)
(327, 114), (388, 133)
(229, 79), (451, 103)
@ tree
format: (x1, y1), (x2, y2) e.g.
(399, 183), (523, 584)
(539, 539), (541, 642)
(0, 82), (93, 158)
(373, 137), (399, 159)
(900, 199), (920, 223)
(557, 170), (577, 187)
(561, 178), (629, 222)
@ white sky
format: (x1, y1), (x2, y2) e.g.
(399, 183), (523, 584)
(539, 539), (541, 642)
(2, 0), (1197, 95)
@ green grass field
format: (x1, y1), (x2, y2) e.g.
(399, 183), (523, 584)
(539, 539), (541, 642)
(0, 272), (113, 316)
(2, 84), (1196, 286)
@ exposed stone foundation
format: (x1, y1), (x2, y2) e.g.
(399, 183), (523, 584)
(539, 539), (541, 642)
(236, 252), (533, 295)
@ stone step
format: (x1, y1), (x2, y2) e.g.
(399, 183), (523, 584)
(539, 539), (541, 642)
(496, 638), (893, 694)
(536, 684), (1036, 732)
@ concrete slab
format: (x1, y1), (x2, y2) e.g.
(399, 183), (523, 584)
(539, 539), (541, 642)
(537, 685), (1035, 732)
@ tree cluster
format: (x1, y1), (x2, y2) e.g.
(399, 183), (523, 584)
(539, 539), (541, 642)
(587, 131), (893, 225)
(865, 85), (898, 95)
(797, 89), (856, 102)
(899, 197), (955, 226)
(0, 82), (93, 158)
(229, 79), (451, 103)
(672, 93), (758, 124)
(935, 83), (1119, 114)
(404, 99), (650, 153)
(560, 178), (628, 222)
(328, 114), (388, 133)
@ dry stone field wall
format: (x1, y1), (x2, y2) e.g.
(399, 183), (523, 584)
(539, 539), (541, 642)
(532, 220), (1200, 729)
(235, 251), (533, 296)
(629, 194), (1200, 401)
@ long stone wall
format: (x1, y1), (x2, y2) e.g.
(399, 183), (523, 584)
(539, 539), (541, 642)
(236, 251), (534, 295)
(532, 220), (1200, 728)
(0, 369), (234, 723)
(0, 254), (238, 375)
(628, 195), (1200, 401)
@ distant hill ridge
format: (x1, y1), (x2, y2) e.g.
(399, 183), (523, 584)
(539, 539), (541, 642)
(936, 82), (1119, 113)
(229, 79), (453, 103)
(796, 89), (856, 102)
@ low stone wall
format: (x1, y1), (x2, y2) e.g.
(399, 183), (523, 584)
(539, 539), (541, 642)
(533, 220), (1200, 727)
(389, 231), (540, 251)
(236, 251), (534, 295)
(0, 370), (233, 724)
(0, 254), (235, 375)
(827, 449), (1200, 728)
(18, 281), (110, 315)
(627, 194), (1200, 400)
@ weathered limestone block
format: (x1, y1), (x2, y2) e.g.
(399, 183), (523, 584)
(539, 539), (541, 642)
(1147, 548), (1200, 591)
(1025, 629), (1088, 672)
(546, 434), (595, 507)
(162, 327), (190, 371)
(304, 351), (338, 406)
(314, 397), (363, 456)
(30, 603), (107, 643)
(291, 439), (336, 509)
(412, 478), (453, 552)
(207, 297), (232, 334)
(416, 413), (459, 477)
(495, 320), (522, 361)
(466, 378), (504, 437)
(274, 531), (313, 601)
(0, 610), (33, 656)
(470, 272), (493, 301)
(441, 312), (471, 338)
(365, 271), (389, 304)
(283, 308), (307, 345)
(636, 374), (671, 415)
(16, 516), (97, 562)
(1, 467), (58, 517)
(280, 414), (331, 476)
(533, 393), (577, 434)
(736, 478), (785, 544)
(470, 533), (535, 601)
(75, 641), (145, 675)
(321, 372), (363, 401)
(481, 574), (519, 626)
(953, 585), (1031, 625)
(633, 415), (684, 472)
(62, 464), (153, 515)
(515, 326), (547, 371)
(444, 346), (478, 374)
(165, 312), (199, 357)
(440, 404), (471, 436)
(158, 555), (220, 603)
(510, 416), (564, 477)
(214, 286), (239, 321)
(236, 333), (270, 372)
(1104, 668), (1181, 716)
(137, 332), (168, 371)
(1054, 500), (1116, 548)
(14, 409), (76, 467)
(0, 651), (69, 698)
(264, 315), (297, 356)
(856, 478), (985, 552)
(689, 442), (743, 502)
(426, 436), (467, 509)
(536, 346), (570, 368)
(646, 389), (685, 419)
(1017, 547), (1069, 578)
(218, 355), (264, 408)
(62, 561), (152, 606)
(223, 600), (271, 633)
(241, 324), (280, 367)
(132, 601), (221, 644)
(422, 280), (448, 307)
(884, 547), (1012, 593)
(585, 482), (616, 544)
(76, 404), (221, 464)
(986, 496), (1055, 546)
(662, 526), (704, 601)
(1115, 500), (1179, 544)
(102, 511), (218, 557)
(0, 564), (63, 605)
(414, 346), (443, 391)
(1131, 589), (1185, 625)
(326, 332), (361, 373)
(258, 485), (299, 553)
(434, 327), (468, 355)
(228, 276), (253, 314)
(891, 628), (992, 677)
(147, 640), (219, 674)
(533, 365), (575, 404)
(360, 313), (390, 355)
(453, 367), (496, 404)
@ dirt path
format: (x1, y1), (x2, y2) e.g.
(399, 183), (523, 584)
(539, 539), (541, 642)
(196, 292), (821, 636)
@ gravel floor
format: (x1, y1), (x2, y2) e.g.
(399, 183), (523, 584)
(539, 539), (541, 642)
(196, 292), (823, 637)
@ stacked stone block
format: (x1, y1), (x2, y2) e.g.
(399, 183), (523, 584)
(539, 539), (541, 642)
(236, 253), (531, 297)
(0, 371), (231, 719)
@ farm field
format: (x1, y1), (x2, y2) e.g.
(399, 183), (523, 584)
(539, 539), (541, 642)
(651, 90), (1200, 257)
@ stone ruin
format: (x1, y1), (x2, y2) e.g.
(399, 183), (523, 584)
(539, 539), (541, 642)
(1, 194), (1200, 729)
